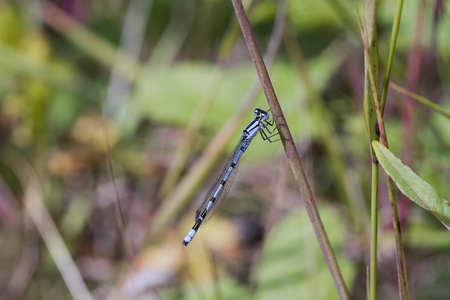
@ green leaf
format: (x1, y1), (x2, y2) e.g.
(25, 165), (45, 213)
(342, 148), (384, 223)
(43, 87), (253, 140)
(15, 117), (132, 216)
(372, 140), (450, 230)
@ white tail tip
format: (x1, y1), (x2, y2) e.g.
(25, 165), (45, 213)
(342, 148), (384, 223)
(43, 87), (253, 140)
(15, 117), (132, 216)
(182, 229), (197, 246)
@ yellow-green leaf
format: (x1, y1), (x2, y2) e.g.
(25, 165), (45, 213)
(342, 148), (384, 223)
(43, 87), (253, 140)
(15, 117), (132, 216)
(372, 140), (450, 230)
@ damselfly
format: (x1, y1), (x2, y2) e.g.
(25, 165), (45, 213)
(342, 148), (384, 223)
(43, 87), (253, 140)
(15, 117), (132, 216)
(182, 108), (278, 246)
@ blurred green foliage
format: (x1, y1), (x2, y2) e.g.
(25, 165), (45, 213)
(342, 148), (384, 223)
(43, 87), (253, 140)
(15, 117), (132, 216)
(255, 207), (356, 300)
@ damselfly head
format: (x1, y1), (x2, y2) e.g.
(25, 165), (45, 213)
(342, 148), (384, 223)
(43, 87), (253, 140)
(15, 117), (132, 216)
(254, 108), (269, 120)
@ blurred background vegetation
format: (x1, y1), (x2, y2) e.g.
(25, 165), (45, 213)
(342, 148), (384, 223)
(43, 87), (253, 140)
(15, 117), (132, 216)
(0, 0), (449, 299)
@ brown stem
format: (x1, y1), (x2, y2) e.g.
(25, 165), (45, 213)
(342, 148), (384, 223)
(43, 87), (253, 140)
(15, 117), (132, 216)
(231, 1), (350, 299)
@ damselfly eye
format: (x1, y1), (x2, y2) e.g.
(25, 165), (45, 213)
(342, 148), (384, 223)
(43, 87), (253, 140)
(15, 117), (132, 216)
(254, 109), (259, 115)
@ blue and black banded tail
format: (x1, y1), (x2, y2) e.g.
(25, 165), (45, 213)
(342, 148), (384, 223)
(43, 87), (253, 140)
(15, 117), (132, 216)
(182, 140), (244, 246)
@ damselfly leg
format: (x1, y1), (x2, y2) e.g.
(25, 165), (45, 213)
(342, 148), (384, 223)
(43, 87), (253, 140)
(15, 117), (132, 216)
(259, 113), (281, 142)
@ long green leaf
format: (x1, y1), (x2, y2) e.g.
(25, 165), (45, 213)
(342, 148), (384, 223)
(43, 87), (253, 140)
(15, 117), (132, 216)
(372, 141), (450, 230)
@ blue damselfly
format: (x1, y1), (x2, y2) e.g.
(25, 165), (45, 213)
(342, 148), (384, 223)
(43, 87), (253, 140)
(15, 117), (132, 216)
(182, 108), (278, 246)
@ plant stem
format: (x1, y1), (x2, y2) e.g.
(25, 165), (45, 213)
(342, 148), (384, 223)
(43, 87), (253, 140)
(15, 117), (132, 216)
(356, 4), (410, 299)
(380, 0), (405, 112)
(369, 160), (378, 300)
(231, 1), (350, 299)
(387, 178), (410, 299)
(360, 1), (380, 299)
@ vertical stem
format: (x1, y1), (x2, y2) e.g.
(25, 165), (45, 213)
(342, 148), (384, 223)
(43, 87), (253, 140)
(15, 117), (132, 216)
(231, 1), (350, 299)
(356, 4), (410, 299)
(362, 1), (380, 298)
(369, 164), (378, 300)
(379, 0), (405, 112)
(387, 179), (410, 299)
